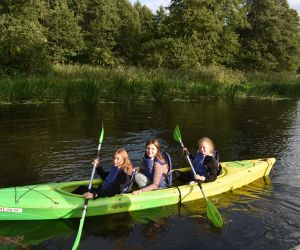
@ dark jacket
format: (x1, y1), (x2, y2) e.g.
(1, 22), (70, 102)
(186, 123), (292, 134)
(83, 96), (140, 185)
(93, 166), (132, 198)
(202, 155), (219, 182)
(189, 153), (221, 183)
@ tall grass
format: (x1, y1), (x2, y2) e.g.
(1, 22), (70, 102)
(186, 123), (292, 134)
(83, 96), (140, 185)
(0, 64), (299, 104)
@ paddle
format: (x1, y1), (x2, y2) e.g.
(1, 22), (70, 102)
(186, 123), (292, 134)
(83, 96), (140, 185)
(72, 124), (104, 250)
(173, 125), (223, 228)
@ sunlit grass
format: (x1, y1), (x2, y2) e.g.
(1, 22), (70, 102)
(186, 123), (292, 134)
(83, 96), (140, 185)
(0, 64), (299, 103)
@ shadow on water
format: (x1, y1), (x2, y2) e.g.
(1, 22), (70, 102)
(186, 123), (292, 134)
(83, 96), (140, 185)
(0, 99), (299, 249)
(70, 176), (274, 250)
(0, 220), (73, 249)
(0, 176), (275, 250)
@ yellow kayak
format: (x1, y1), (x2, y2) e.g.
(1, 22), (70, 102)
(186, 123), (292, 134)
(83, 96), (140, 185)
(0, 158), (275, 220)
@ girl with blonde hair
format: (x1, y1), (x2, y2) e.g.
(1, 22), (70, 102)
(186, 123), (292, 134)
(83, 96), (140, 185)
(173, 137), (221, 184)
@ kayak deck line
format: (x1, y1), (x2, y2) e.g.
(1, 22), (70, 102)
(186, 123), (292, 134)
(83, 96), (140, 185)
(15, 185), (59, 205)
(0, 158), (276, 221)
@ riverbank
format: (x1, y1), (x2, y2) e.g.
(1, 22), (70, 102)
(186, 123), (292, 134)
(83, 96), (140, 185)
(0, 64), (299, 104)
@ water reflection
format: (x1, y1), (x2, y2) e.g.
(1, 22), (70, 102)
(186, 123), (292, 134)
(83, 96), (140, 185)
(0, 99), (299, 250)
(0, 99), (297, 187)
(0, 220), (72, 249)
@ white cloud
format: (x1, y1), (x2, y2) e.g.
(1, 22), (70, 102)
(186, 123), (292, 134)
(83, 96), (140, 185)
(130, 0), (169, 12)
(288, 0), (300, 14)
(141, 0), (169, 11)
(131, 0), (300, 14)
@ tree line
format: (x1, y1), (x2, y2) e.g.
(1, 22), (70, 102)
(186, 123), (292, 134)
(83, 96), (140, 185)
(0, 0), (299, 75)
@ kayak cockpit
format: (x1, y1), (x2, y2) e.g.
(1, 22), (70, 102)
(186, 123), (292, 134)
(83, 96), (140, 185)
(55, 179), (102, 196)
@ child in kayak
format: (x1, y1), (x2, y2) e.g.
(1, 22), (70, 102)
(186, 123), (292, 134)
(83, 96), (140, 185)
(133, 139), (172, 195)
(173, 137), (221, 183)
(73, 148), (134, 199)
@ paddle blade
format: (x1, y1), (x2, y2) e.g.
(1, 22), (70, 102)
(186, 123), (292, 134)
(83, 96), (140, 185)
(206, 199), (223, 228)
(173, 125), (182, 142)
(99, 123), (104, 144)
(72, 214), (86, 250)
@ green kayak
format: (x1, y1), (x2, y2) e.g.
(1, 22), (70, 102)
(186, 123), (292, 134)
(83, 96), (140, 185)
(0, 158), (276, 221)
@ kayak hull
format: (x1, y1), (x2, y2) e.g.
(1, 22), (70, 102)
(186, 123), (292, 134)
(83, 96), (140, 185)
(0, 158), (276, 220)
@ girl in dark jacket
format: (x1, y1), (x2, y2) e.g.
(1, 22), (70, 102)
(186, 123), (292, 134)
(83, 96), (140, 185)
(73, 148), (134, 199)
(173, 137), (221, 184)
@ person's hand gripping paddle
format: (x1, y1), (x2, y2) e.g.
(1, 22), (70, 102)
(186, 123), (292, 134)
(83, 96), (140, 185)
(173, 125), (223, 228)
(72, 124), (104, 249)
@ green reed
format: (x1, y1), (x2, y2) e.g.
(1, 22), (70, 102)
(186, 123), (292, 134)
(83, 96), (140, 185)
(0, 65), (299, 104)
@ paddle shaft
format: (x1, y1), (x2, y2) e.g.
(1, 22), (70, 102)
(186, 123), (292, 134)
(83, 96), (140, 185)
(178, 139), (209, 201)
(72, 143), (102, 250)
(82, 143), (102, 210)
(173, 125), (223, 228)
(87, 144), (102, 191)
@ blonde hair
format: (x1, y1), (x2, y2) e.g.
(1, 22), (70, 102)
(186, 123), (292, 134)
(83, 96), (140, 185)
(198, 137), (215, 154)
(114, 148), (133, 175)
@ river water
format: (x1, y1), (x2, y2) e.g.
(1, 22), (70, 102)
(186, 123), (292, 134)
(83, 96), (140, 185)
(0, 99), (299, 250)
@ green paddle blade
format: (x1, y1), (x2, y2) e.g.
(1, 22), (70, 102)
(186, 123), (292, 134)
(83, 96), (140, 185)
(173, 125), (181, 142)
(72, 215), (86, 250)
(99, 123), (104, 144)
(173, 123), (223, 228)
(206, 199), (224, 228)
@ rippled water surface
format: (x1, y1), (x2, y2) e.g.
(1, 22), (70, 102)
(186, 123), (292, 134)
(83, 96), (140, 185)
(0, 99), (299, 250)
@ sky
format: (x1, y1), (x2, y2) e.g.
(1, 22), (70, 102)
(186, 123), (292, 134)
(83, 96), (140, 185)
(130, 0), (300, 14)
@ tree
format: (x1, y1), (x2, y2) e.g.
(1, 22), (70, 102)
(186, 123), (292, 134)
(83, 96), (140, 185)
(163, 0), (247, 67)
(239, 0), (300, 71)
(81, 0), (121, 66)
(67, 0), (88, 23)
(134, 1), (155, 42)
(216, 0), (249, 67)
(0, 0), (49, 74)
(154, 6), (168, 39)
(115, 0), (140, 64)
(139, 37), (209, 68)
(45, 0), (84, 63)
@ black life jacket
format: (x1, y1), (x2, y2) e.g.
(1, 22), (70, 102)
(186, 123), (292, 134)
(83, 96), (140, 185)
(214, 151), (222, 175)
(202, 151), (222, 182)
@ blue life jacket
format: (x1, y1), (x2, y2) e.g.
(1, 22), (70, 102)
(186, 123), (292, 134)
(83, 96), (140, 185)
(141, 156), (154, 180)
(102, 165), (120, 191)
(192, 151), (221, 177)
(162, 151), (172, 187)
(192, 152), (206, 176)
(141, 151), (172, 188)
